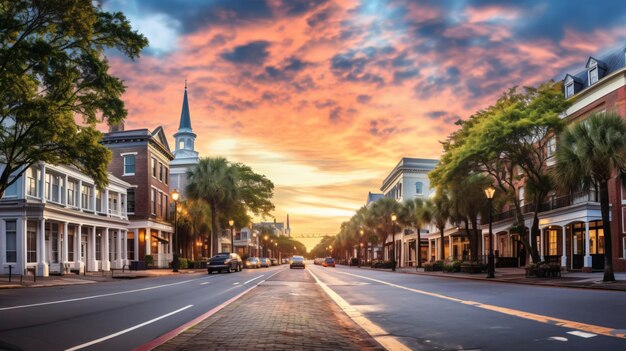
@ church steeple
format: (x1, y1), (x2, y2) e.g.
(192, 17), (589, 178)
(173, 82), (198, 157)
(179, 80), (192, 130)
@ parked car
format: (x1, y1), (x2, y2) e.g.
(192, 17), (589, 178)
(245, 257), (261, 269)
(322, 257), (335, 267)
(290, 256), (305, 269)
(314, 257), (324, 265)
(270, 258), (278, 266)
(259, 257), (271, 268)
(207, 253), (243, 274)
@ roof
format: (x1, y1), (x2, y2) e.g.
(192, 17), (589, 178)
(565, 45), (626, 91)
(381, 157), (438, 191)
(102, 127), (174, 160)
(179, 85), (192, 130)
(366, 192), (383, 205)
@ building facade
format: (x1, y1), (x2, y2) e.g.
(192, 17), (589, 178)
(101, 127), (175, 268)
(380, 157), (438, 267)
(484, 45), (626, 271)
(0, 163), (130, 276)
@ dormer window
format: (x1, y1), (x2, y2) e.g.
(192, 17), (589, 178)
(565, 82), (574, 98)
(589, 66), (598, 85)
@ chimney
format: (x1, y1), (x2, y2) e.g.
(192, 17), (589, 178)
(109, 120), (125, 133)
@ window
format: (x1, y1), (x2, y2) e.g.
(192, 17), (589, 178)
(547, 137), (556, 158)
(81, 185), (92, 210)
(51, 175), (60, 202)
(164, 167), (168, 185)
(96, 232), (101, 260)
(163, 195), (168, 220)
(27, 221), (37, 263)
(415, 182), (423, 195)
(152, 158), (157, 178)
(519, 186), (525, 207)
(49, 223), (58, 263)
(68, 227), (74, 261)
(151, 189), (156, 214)
(159, 162), (164, 182)
(548, 229), (558, 256)
(67, 181), (76, 207)
(565, 82), (574, 98)
(123, 155), (136, 175)
(157, 192), (162, 217)
(589, 67), (598, 85)
(5, 177), (17, 197)
(6, 220), (17, 262)
(27, 168), (39, 197)
(95, 190), (102, 212)
(127, 190), (135, 213)
(179, 140), (184, 150)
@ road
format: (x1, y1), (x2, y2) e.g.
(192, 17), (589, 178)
(0, 266), (284, 351)
(308, 264), (626, 350)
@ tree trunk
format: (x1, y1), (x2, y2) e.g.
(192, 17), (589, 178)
(599, 180), (615, 282)
(529, 198), (542, 263)
(463, 218), (472, 261)
(210, 202), (219, 256)
(417, 228), (422, 267)
(514, 203), (534, 265)
(439, 227), (445, 260)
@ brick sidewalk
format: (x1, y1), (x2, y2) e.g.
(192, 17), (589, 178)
(154, 268), (384, 351)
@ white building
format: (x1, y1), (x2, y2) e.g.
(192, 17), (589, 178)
(380, 157), (437, 267)
(0, 163), (130, 277)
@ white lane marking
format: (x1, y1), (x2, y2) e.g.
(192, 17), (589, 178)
(567, 331), (597, 338)
(307, 267), (410, 351)
(200, 282), (209, 285)
(64, 305), (193, 351)
(233, 282), (240, 285)
(0, 278), (208, 311)
(244, 275), (265, 285)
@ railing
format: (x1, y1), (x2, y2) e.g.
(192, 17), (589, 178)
(492, 191), (598, 223)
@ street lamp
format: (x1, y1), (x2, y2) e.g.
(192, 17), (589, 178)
(228, 219), (234, 254)
(391, 213), (397, 272)
(484, 186), (496, 278)
(264, 235), (269, 257)
(359, 228), (364, 267)
(171, 189), (180, 272)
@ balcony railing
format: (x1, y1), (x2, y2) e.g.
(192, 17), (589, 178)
(492, 191), (598, 223)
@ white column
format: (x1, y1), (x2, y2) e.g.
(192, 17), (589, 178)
(145, 228), (151, 256)
(102, 228), (110, 271)
(428, 239), (432, 262)
(104, 189), (109, 216)
(37, 218), (49, 276)
(168, 231), (173, 262)
(122, 230), (128, 265)
(561, 226), (567, 268)
(539, 228), (546, 261)
(134, 229), (139, 260)
(118, 192), (122, 218)
(448, 236), (453, 260)
(157, 230), (163, 268)
(584, 221), (592, 268)
(88, 227), (96, 271)
(78, 180), (83, 211)
(62, 222), (69, 264)
(40, 163), (46, 203)
(116, 229), (122, 268)
(75, 224), (83, 272)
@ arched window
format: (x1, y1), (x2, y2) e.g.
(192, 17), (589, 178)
(415, 182), (423, 195)
(178, 140), (184, 150)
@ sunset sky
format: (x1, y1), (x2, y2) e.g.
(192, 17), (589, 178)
(103, 0), (626, 250)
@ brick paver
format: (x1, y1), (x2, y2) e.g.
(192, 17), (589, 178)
(154, 267), (384, 351)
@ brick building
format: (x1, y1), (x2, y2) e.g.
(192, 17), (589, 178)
(102, 126), (175, 268)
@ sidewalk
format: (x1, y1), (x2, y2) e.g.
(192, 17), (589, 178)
(357, 265), (626, 291)
(153, 268), (384, 351)
(0, 268), (201, 289)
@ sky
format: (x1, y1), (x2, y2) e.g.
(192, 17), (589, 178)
(102, 0), (626, 251)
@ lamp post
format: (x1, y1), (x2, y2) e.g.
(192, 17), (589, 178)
(253, 232), (258, 257)
(359, 229), (364, 268)
(484, 186), (496, 278)
(171, 189), (180, 272)
(391, 213), (397, 272)
(263, 235), (268, 257)
(228, 219), (234, 254)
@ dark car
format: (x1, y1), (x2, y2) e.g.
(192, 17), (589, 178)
(323, 257), (335, 267)
(207, 253), (243, 274)
(290, 256), (305, 269)
(259, 257), (271, 268)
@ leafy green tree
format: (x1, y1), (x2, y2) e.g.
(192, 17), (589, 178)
(426, 190), (450, 260)
(369, 197), (401, 267)
(399, 198), (429, 267)
(554, 112), (626, 282)
(177, 199), (211, 259)
(0, 0), (147, 194)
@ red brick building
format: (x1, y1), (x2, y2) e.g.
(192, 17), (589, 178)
(102, 126), (175, 268)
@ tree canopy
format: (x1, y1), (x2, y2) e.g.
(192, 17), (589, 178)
(0, 0), (148, 194)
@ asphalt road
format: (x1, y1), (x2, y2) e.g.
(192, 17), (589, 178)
(308, 264), (626, 350)
(0, 266), (285, 351)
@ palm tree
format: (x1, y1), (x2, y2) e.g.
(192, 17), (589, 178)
(399, 198), (429, 267)
(427, 189), (451, 261)
(177, 199), (211, 259)
(554, 111), (626, 282)
(369, 197), (401, 268)
(187, 157), (238, 256)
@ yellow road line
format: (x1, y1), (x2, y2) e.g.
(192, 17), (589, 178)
(337, 270), (626, 339)
(307, 268), (411, 351)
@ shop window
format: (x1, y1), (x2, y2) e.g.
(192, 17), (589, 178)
(27, 221), (37, 263)
(548, 229), (558, 255)
(5, 220), (17, 262)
